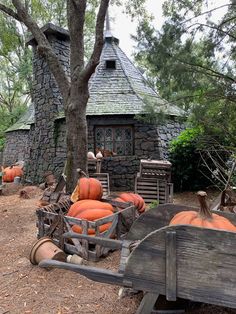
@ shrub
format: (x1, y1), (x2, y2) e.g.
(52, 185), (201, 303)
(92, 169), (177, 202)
(169, 127), (212, 191)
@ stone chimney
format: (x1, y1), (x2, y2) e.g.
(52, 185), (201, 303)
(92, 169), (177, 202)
(25, 23), (70, 183)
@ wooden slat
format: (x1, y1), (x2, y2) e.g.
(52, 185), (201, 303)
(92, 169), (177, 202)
(166, 231), (177, 301)
(90, 173), (110, 196)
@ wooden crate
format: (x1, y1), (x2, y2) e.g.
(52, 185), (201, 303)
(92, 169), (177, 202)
(135, 175), (173, 204)
(36, 198), (136, 261)
(90, 173), (110, 197)
(139, 159), (172, 182)
(88, 159), (102, 174)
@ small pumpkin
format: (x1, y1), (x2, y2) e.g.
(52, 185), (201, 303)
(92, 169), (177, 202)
(2, 165), (23, 182)
(170, 191), (236, 232)
(67, 199), (114, 217)
(71, 177), (103, 203)
(118, 192), (146, 213)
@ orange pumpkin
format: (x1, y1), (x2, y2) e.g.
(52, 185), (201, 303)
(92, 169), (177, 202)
(71, 208), (113, 235)
(72, 222), (112, 235)
(71, 177), (103, 202)
(2, 166), (23, 182)
(118, 192), (146, 213)
(67, 199), (114, 217)
(170, 191), (236, 232)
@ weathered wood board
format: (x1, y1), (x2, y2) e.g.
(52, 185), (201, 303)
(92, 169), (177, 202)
(135, 177), (173, 204)
(124, 225), (236, 309)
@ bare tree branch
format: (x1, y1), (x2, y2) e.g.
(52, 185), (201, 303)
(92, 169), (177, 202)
(80, 0), (110, 82)
(186, 22), (236, 41)
(0, 3), (22, 21)
(180, 3), (236, 26)
(11, 0), (70, 103)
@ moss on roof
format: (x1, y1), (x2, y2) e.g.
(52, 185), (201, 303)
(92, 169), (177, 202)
(6, 104), (35, 133)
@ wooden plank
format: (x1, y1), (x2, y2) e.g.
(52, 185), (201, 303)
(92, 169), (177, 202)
(136, 292), (158, 314)
(39, 259), (125, 286)
(165, 231), (177, 301)
(125, 224), (236, 309)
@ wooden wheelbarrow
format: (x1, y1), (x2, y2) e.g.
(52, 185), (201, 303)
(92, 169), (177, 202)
(40, 203), (236, 314)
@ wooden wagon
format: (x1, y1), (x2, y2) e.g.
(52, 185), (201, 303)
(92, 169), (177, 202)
(40, 203), (236, 313)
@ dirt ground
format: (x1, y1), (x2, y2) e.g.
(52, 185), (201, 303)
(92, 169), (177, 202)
(0, 185), (236, 314)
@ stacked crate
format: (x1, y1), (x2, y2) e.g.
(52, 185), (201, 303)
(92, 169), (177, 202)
(135, 159), (173, 204)
(88, 159), (110, 197)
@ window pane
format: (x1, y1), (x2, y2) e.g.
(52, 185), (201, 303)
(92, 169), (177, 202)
(96, 128), (104, 141)
(115, 128), (123, 141)
(105, 128), (113, 141)
(105, 141), (113, 152)
(125, 142), (132, 155)
(115, 143), (124, 155)
(125, 128), (132, 140)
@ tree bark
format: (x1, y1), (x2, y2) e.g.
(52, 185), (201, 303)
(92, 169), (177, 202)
(0, 0), (110, 193)
(65, 81), (89, 192)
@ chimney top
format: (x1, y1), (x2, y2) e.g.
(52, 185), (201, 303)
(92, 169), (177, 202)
(27, 23), (70, 46)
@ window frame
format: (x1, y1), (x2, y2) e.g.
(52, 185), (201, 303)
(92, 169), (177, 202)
(94, 125), (134, 156)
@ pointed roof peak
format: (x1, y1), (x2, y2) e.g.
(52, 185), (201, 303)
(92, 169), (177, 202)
(104, 10), (119, 45)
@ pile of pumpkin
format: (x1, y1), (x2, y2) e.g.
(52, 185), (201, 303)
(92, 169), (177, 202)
(1, 165), (23, 182)
(67, 177), (146, 235)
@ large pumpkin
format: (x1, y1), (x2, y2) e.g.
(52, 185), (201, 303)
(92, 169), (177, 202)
(71, 208), (113, 235)
(118, 192), (146, 213)
(2, 166), (23, 182)
(67, 199), (114, 217)
(170, 191), (236, 232)
(71, 177), (103, 203)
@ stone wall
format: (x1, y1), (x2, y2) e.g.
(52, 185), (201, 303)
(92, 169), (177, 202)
(24, 34), (70, 183)
(52, 115), (184, 191)
(3, 130), (29, 166)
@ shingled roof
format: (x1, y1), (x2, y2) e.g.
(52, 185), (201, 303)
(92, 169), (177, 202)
(7, 24), (184, 133)
(86, 33), (183, 117)
(6, 104), (35, 132)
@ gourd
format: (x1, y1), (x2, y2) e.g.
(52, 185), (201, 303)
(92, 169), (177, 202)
(170, 191), (236, 232)
(71, 177), (103, 203)
(2, 166), (23, 182)
(118, 192), (146, 213)
(67, 199), (114, 217)
(70, 208), (113, 235)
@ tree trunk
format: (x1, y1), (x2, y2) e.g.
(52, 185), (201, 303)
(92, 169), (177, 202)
(65, 83), (89, 192)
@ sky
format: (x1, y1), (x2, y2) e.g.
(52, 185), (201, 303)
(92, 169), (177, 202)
(110, 0), (166, 59)
(109, 0), (229, 60)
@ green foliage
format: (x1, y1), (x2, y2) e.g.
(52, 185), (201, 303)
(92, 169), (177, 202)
(135, 97), (167, 125)
(149, 200), (159, 209)
(133, 0), (236, 190)
(169, 127), (213, 191)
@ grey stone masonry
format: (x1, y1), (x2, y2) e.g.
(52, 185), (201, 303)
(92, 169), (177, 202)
(52, 115), (184, 191)
(3, 130), (29, 166)
(24, 27), (70, 183)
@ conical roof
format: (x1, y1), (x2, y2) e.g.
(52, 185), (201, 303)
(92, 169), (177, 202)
(86, 34), (183, 116)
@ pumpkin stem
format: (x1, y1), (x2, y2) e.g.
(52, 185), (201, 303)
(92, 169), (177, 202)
(76, 168), (89, 178)
(197, 191), (212, 219)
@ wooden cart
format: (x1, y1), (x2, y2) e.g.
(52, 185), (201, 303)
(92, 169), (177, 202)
(36, 198), (136, 261)
(40, 203), (236, 313)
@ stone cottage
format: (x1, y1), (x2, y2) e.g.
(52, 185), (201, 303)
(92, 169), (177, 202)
(3, 23), (185, 190)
